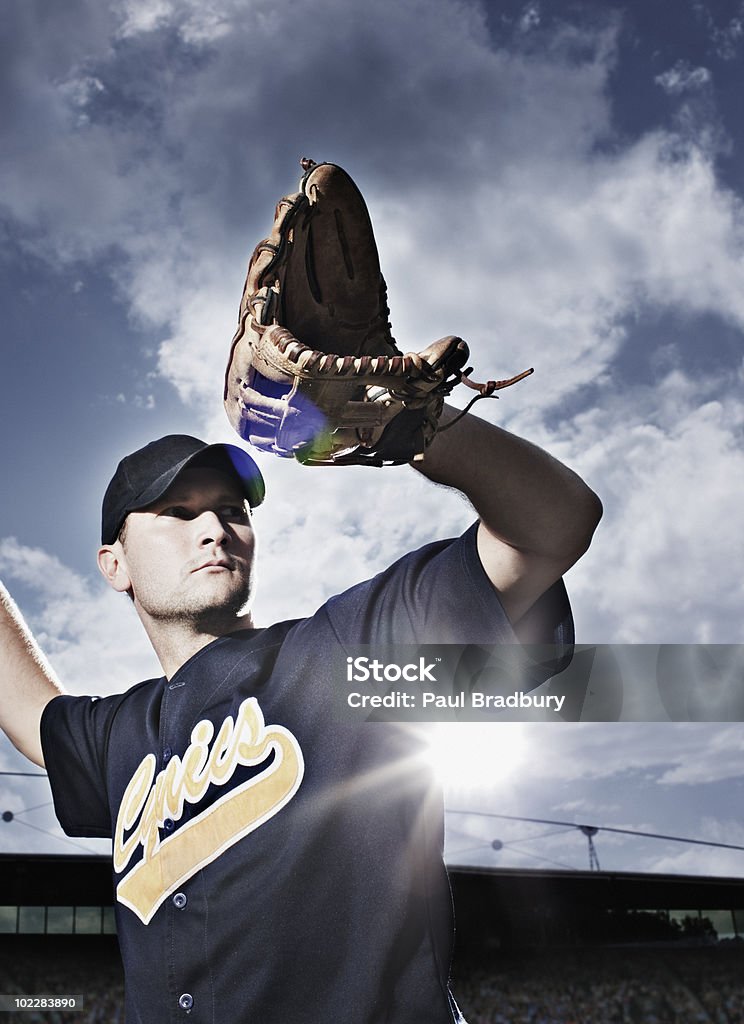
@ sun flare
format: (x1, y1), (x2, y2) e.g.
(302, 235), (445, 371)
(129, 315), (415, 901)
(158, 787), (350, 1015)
(423, 723), (526, 795)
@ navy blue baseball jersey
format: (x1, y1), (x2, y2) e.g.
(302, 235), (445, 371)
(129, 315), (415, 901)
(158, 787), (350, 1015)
(41, 524), (573, 1023)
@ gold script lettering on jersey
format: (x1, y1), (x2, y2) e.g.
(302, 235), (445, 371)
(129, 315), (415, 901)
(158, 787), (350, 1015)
(114, 697), (304, 924)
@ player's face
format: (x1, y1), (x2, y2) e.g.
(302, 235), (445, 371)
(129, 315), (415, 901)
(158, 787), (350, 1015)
(115, 467), (256, 627)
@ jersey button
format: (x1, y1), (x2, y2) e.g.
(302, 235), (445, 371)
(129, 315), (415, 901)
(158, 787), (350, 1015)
(163, 818), (175, 832)
(162, 746), (172, 764)
(178, 993), (193, 1012)
(172, 892), (188, 909)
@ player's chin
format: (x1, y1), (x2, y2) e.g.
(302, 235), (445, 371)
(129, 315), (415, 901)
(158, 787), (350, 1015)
(193, 570), (253, 611)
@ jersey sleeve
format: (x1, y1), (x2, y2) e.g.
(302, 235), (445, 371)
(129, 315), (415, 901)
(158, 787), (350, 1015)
(324, 521), (574, 679)
(40, 692), (124, 838)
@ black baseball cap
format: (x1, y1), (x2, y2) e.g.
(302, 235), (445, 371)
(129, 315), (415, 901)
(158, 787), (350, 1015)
(101, 435), (265, 545)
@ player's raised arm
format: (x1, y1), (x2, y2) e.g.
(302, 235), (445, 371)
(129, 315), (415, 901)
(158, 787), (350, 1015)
(412, 404), (603, 625)
(221, 157), (601, 629)
(0, 581), (65, 767)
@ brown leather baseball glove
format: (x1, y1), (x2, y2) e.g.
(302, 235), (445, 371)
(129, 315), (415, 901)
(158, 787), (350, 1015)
(224, 159), (532, 465)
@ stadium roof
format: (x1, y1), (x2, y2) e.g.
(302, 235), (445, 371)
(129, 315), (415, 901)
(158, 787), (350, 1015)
(2, 853), (744, 911)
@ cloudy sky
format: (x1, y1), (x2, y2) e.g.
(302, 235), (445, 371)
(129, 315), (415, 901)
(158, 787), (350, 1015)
(1, 0), (743, 880)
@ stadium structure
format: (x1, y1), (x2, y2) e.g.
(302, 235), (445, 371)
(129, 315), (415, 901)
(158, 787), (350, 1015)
(1, 853), (744, 1022)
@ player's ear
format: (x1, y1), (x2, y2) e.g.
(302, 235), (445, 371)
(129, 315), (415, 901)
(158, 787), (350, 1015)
(97, 544), (132, 594)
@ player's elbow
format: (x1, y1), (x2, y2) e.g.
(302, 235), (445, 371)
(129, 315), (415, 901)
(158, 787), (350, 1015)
(561, 487), (603, 566)
(5, 726), (46, 769)
(1, 697), (56, 770)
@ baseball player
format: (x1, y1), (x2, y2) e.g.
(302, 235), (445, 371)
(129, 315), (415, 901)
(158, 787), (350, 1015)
(0, 160), (602, 1022)
(0, 402), (601, 1023)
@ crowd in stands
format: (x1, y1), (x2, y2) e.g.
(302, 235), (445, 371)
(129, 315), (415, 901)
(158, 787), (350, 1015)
(1, 937), (744, 1022)
(452, 947), (744, 1024)
(0, 938), (123, 1024)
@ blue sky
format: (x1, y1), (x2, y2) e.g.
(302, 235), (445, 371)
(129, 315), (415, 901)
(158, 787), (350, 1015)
(1, 0), (743, 876)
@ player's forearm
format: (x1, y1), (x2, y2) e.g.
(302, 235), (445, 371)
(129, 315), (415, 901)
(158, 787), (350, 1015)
(412, 405), (603, 563)
(0, 581), (64, 766)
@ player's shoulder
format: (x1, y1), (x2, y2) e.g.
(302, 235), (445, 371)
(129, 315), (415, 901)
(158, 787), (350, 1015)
(324, 525), (477, 611)
(331, 527), (472, 597)
(42, 675), (163, 732)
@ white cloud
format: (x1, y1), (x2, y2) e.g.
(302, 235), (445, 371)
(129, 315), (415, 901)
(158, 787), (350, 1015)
(459, 723), (744, 789)
(57, 73), (105, 106)
(646, 816), (744, 877)
(557, 370), (744, 642)
(655, 61), (712, 95)
(3, 1), (741, 412)
(716, 17), (744, 59)
(114, 0), (242, 43)
(518, 3), (541, 33)
(0, 537), (160, 695)
(114, 0), (176, 36)
(0, 0), (616, 396)
(249, 454), (476, 625)
(693, 1), (744, 60)
(377, 133), (744, 426)
(657, 726), (744, 785)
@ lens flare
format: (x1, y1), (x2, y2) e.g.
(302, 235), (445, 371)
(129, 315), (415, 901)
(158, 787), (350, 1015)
(423, 722), (526, 795)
